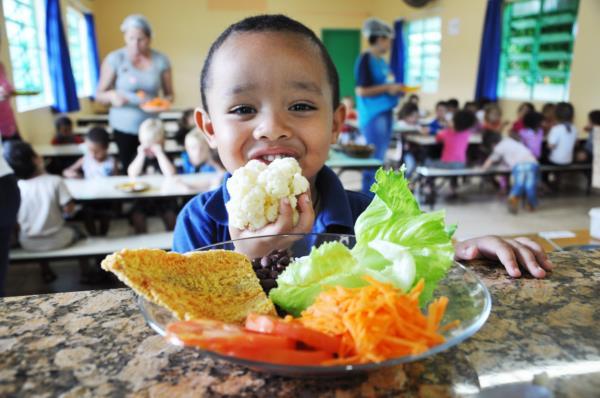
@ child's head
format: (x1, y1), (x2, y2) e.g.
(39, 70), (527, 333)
(453, 110), (477, 132)
(588, 110), (600, 126)
(4, 140), (42, 179)
(179, 108), (195, 129)
(464, 101), (478, 114)
(484, 103), (502, 124)
(542, 102), (555, 119)
(523, 111), (543, 131)
(139, 118), (165, 147)
(446, 98), (459, 113)
(398, 102), (419, 125)
(407, 94), (419, 106)
(554, 102), (574, 124)
(517, 102), (535, 119)
(86, 127), (110, 162)
(341, 96), (355, 112)
(435, 101), (447, 119)
(196, 14), (344, 182)
(55, 116), (73, 136)
(184, 129), (211, 166)
(482, 130), (502, 152)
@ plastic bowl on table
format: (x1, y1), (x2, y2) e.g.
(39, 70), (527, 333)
(139, 233), (492, 377)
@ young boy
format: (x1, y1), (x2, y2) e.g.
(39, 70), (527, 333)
(128, 118), (176, 177)
(51, 115), (82, 145)
(172, 14), (552, 279)
(426, 101), (448, 136)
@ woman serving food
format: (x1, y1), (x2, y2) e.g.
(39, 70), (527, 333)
(95, 14), (174, 171)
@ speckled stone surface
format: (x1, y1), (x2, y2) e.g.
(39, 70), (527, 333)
(1, 251), (599, 397)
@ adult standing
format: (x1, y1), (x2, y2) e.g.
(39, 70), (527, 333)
(354, 18), (403, 193)
(0, 37), (20, 141)
(0, 137), (21, 296)
(96, 14), (174, 171)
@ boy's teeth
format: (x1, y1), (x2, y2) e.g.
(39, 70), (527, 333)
(262, 154), (288, 162)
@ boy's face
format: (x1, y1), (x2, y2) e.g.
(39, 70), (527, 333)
(197, 32), (344, 183)
(186, 138), (210, 166)
(435, 105), (447, 119)
(59, 124), (73, 136)
(404, 111), (419, 125)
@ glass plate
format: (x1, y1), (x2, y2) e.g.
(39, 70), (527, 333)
(138, 233), (492, 376)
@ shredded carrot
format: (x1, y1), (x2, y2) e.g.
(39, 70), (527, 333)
(298, 276), (456, 364)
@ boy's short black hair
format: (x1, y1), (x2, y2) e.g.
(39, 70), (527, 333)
(453, 110), (477, 132)
(55, 115), (73, 131)
(200, 14), (340, 113)
(86, 127), (110, 148)
(554, 102), (574, 123)
(482, 129), (502, 151)
(446, 98), (459, 109)
(179, 108), (194, 126)
(4, 140), (37, 179)
(435, 100), (447, 108)
(588, 110), (600, 125)
(398, 102), (419, 119)
(523, 111), (543, 130)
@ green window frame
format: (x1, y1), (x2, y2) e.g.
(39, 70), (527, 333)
(2, 0), (53, 111)
(405, 17), (442, 93)
(66, 6), (93, 98)
(498, 0), (579, 102)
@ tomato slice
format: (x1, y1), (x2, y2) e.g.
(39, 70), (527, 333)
(222, 346), (333, 366)
(245, 313), (341, 354)
(166, 319), (294, 351)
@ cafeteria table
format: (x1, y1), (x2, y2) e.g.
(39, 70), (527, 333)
(34, 140), (184, 159)
(2, 250), (598, 396)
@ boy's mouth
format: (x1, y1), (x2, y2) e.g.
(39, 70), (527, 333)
(250, 148), (299, 164)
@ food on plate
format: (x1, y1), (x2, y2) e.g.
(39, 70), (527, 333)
(115, 181), (150, 193)
(166, 317), (333, 365)
(298, 276), (451, 364)
(250, 249), (292, 294)
(270, 168), (456, 316)
(226, 158), (309, 230)
(141, 97), (171, 111)
(101, 249), (276, 323)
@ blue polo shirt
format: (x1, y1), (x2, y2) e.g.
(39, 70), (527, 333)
(172, 166), (373, 252)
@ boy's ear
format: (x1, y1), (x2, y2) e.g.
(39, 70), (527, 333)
(330, 104), (346, 144)
(194, 108), (218, 149)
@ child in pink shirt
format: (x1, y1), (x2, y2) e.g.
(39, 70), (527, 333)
(435, 110), (477, 167)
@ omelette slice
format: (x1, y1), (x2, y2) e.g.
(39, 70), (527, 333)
(101, 249), (276, 324)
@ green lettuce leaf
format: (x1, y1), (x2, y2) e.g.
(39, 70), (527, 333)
(270, 167), (456, 314)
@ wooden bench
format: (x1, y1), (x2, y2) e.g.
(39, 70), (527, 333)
(415, 163), (592, 209)
(9, 232), (172, 263)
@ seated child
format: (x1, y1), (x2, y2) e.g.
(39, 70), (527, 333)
(482, 103), (508, 133)
(396, 102), (421, 132)
(128, 118), (177, 233)
(445, 98), (459, 122)
(172, 14), (552, 279)
(338, 96), (360, 144)
(510, 102), (535, 133)
(541, 102), (556, 135)
(174, 108), (195, 146)
(51, 115), (83, 145)
(62, 127), (117, 235)
(4, 141), (90, 282)
(434, 110), (477, 168)
(426, 101), (448, 136)
(547, 102), (577, 166)
(518, 111), (544, 160)
(128, 118), (176, 177)
(180, 129), (220, 174)
(482, 131), (539, 213)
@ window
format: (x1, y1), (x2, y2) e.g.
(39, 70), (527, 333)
(498, 0), (579, 101)
(66, 6), (93, 97)
(405, 17), (441, 93)
(2, 0), (53, 111)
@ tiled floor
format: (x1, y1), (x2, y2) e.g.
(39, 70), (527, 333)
(5, 170), (597, 297)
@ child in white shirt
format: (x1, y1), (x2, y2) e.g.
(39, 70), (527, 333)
(547, 102), (577, 165)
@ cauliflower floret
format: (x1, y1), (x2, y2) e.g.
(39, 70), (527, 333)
(226, 157), (309, 230)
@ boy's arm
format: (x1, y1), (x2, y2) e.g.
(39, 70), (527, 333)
(151, 145), (176, 176)
(62, 157), (84, 178)
(127, 147), (147, 178)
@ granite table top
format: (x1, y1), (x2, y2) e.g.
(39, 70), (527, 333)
(1, 251), (599, 397)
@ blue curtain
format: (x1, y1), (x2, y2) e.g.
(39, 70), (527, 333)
(84, 13), (100, 93)
(45, 0), (80, 112)
(389, 19), (405, 84)
(475, 0), (503, 101)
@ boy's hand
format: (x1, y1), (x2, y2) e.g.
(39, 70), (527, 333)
(454, 235), (554, 278)
(229, 192), (315, 258)
(63, 169), (81, 179)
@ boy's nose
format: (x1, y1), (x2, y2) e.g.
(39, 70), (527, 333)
(253, 114), (292, 141)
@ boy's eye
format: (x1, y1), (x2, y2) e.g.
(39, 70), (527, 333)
(229, 105), (256, 115)
(289, 103), (316, 112)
